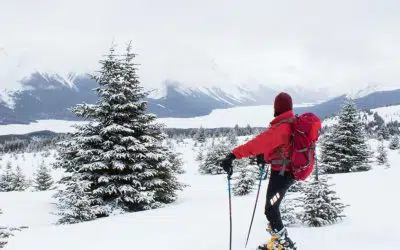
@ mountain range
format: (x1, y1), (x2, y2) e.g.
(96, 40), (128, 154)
(0, 72), (399, 125)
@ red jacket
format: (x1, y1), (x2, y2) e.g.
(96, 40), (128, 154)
(232, 110), (294, 172)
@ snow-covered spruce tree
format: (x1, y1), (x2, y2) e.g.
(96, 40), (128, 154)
(233, 159), (257, 196)
(199, 143), (231, 175)
(376, 141), (389, 166)
(281, 196), (304, 226)
(13, 165), (27, 191)
(55, 43), (183, 220)
(194, 127), (207, 143)
(227, 129), (238, 146)
(302, 176), (347, 227)
(377, 125), (390, 140)
(55, 173), (101, 224)
(34, 161), (54, 191)
(196, 150), (204, 162)
(0, 162), (15, 192)
(288, 180), (306, 193)
(320, 98), (371, 173)
(389, 135), (399, 150)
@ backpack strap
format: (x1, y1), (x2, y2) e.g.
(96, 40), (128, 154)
(274, 118), (294, 127)
(270, 118), (295, 176)
(276, 149), (290, 176)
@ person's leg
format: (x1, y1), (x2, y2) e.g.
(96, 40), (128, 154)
(264, 170), (294, 232)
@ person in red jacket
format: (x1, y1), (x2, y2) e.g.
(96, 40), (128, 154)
(221, 92), (297, 250)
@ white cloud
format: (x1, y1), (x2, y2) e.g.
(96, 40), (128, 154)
(1, 0), (400, 95)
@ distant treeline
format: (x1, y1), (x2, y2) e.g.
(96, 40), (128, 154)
(163, 125), (266, 138)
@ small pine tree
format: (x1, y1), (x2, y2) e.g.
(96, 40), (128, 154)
(0, 162), (15, 192)
(281, 196), (304, 226)
(302, 176), (347, 227)
(233, 160), (257, 196)
(227, 129), (238, 146)
(288, 180), (306, 193)
(376, 141), (389, 166)
(196, 150), (204, 162)
(377, 125), (390, 140)
(13, 166), (27, 191)
(320, 99), (371, 173)
(199, 143), (231, 175)
(55, 174), (102, 224)
(34, 162), (54, 191)
(194, 127), (207, 143)
(389, 135), (399, 150)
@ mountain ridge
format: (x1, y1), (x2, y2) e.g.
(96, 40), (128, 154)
(0, 72), (399, 124)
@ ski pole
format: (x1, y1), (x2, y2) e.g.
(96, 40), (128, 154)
(245, 156), (267, 248)
(227, 172), (233, 250)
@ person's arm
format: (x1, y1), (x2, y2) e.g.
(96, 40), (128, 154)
(232, 125), (289, 159)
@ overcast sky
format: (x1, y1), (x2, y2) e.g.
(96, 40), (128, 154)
(1, 0), (400, 94)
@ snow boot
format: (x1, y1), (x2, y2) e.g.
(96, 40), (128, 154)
(257, 227), (296, 250)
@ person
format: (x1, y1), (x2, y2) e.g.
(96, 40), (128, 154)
(221, 92), (297, 250)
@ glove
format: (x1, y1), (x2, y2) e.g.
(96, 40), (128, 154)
(256, 154), (266, 169)
(220, 153), (236, 176)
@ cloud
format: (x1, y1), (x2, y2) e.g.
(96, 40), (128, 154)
(1, 0), (400, 95)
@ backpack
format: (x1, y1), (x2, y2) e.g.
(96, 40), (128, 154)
(276, 113), (321, 181)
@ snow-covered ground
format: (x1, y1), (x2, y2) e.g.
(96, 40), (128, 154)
(0, 120), (87, 136)
(1, 139), (400, 250)
(372, 105), (400, 123)
(0, 104), (311, 134)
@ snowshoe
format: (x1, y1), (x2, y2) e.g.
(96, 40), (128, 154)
(257, 227), (297, 250)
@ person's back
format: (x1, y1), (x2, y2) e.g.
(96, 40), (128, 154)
(221, 92), (297, 250)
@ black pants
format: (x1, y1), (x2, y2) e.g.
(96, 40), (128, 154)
(265, 170), (295, 232)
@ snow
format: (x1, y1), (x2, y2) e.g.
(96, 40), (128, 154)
(0, 150), (63, 182)
(371, 105), (400, 123)
(346, 83), (384, 99)
(159, 104), (311, 128)
(0, 104), (311, 132)
(0, 89), (16, 109)
(0, 120), (88, 135)
(1, 138), (400, 250)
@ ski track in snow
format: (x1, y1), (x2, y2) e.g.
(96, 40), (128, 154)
(0, 139), (399, 249)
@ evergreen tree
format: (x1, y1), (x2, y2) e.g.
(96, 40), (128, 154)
(13, 165), (27, 191)
(233, 159), (257, 196)
(196, 150), (204, 162)
(34, 161), (54, 191)
(55, 174), (102, 224)
(199, 143), (230, 175)
(288, 180), (306, 193)
(320, 99), (371, 173)
(377, 125), (390, 140)
(389, 135), (399, 150)
(302, 176), (347, 227)
(227, 129), (238, 146)
(0, 208), (12, 248)
(281, 196), (303, 226)
(194, 127), (207, 143)
(0, 162), (15, 192)
(245, 124), (253, 135)
(376, 141), (389, 166)
(55, 43), (183, 220)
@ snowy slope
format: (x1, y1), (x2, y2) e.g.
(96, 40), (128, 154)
(158, 104), (312, 128)
(2, 139), (400, 250)
(0, 120), (88, 135)
(159, 105), (275, 128)
(0, 104), (312, 133)
(371, 105), (400, 123)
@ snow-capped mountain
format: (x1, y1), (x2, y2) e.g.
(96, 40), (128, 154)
(0, 71), (399, 124)
(0, 72), (329, 124)
(347, 83), (389, 99)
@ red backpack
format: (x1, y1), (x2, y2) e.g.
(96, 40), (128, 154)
(276, 113), (321, 181)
